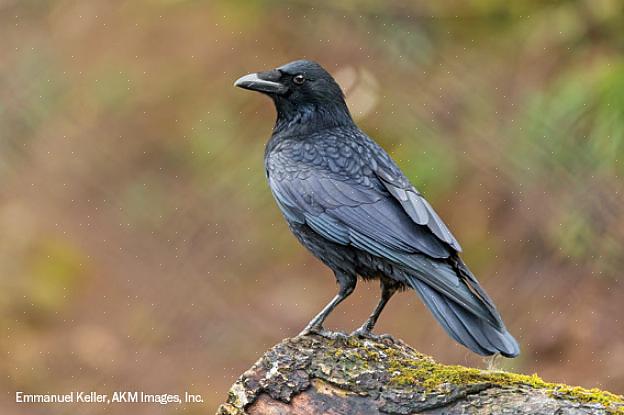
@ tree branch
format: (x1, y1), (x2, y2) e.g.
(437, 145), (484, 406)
(216, 334), (623, 414)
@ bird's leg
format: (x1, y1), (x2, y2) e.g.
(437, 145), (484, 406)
(299, 272), (356, 338)
(352, 280), (398, 338)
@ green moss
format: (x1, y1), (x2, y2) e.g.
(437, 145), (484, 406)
(319, 336), (624, 414)
(383, 344), (623, 413)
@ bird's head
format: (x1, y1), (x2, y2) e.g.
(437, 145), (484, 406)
(235, 60), (353, 134)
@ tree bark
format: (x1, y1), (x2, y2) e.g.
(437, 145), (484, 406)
(216, 334), (623, 415)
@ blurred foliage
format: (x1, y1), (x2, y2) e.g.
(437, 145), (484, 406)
(1, 0), (623, 414)
(29, 238), (85, 314)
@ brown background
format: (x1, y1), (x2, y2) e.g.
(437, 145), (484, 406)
(1, 1), (623, 414)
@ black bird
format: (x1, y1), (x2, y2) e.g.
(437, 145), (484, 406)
(234, 60), (519, 357)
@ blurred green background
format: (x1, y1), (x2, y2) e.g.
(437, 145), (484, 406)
(1, 0), (623, 413)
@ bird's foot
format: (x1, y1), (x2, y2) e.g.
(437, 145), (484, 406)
(298, 325), (346, 340)
(298, 324), (320, 337)
(350, 327), (394, 343)
(350, 326), (372, 338)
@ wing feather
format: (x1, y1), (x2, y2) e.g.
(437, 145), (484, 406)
(376, 166), (461, 251)
(270, 167), (499, 327)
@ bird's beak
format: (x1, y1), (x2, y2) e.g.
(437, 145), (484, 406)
(234, 70), (288, 95)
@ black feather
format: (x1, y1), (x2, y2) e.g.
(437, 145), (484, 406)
(239, 59), (520, 357)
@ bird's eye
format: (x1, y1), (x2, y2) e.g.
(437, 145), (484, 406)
(293, 74), (305, 85)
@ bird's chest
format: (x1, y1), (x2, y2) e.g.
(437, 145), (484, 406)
(265, 140), (324, 181)
(265, 136), (372, 181)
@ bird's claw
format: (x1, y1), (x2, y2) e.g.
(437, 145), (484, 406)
(298, 326), (346, 340)
(350, 327), (372, 338)
(298, 325), (319, 337)
(350, 328), (394, 343)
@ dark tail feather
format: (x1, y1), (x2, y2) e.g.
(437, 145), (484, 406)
(407, 276), (520, 358)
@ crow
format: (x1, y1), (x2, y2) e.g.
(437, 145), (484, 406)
(234, 60), (519, 357)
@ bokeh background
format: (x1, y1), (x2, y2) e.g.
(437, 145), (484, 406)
(1, 0), (623, 413)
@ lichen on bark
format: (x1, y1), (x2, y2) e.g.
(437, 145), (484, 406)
(216, 334), (624, 415)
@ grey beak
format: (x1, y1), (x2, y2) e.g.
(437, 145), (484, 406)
(234, 72), (288, 95)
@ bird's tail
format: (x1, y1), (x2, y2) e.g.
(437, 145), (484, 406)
(405, 271), (520, 358)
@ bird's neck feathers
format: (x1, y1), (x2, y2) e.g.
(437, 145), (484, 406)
(271, 99), (355, 137)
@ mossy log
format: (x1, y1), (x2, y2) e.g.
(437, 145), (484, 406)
(216, 334), (623, 415)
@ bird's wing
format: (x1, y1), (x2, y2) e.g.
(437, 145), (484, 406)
(373, 156), (462, 252)
(269, 171), (503, 325)
(269, 172), (451, 259)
